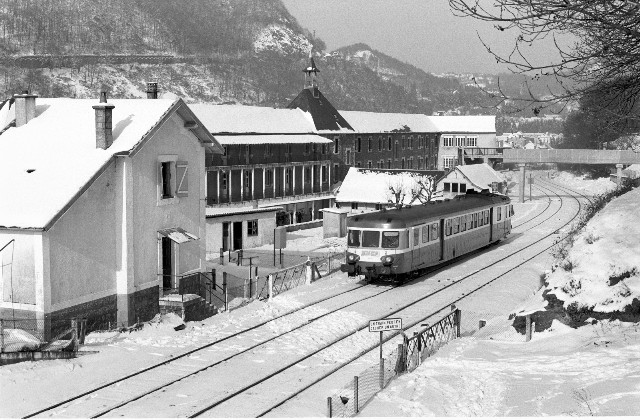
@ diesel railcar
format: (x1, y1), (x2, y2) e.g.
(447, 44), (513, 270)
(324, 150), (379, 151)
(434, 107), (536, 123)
(341, 192), (513, 282)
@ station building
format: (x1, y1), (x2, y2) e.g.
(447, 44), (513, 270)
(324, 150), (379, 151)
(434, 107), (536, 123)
(0, 90), (221, 331)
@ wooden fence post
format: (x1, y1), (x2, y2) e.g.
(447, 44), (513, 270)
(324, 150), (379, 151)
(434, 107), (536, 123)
(354, 376), (359, 413)
(395, 343), (405, 373)
(1, 319), (4, 353)
(327, 396), (332, 418)
(455, 309), (462, 338)
(305, 258), (313, 284)
(71, 319), (78, 352)
(526, 314), (532, 342)
(223, 272), (228, 312)
(268, 274), (273, 301)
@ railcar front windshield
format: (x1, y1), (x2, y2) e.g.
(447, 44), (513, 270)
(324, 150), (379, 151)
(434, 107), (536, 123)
(347, 229), (361, 247)
(362, 230), (380, 247)
(381, 231), (400, 248)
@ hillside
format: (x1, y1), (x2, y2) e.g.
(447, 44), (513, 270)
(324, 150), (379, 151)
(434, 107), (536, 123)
(0, 0), (564, 131)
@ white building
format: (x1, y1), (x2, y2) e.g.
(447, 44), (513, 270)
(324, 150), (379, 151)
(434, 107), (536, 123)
(0, 92), (221, 332)
(437, 163), (506, 199)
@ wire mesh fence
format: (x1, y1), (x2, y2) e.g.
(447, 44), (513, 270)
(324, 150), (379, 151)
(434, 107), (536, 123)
(327, 309), (461, 417)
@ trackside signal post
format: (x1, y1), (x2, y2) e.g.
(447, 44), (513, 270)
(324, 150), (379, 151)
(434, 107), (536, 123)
(369, 318), (402, 390)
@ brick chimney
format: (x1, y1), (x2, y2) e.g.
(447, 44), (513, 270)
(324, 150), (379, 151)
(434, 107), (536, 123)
(146, 82), (159, 99)
(92, 90), (115, 150)
(14, 90), (38, 127)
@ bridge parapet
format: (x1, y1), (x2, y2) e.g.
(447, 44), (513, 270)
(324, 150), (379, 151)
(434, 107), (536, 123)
(503, 149), (640, 164)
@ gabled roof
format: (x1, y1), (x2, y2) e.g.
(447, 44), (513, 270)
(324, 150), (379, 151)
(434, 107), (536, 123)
(427, 115), (496, 133)
(287, 88), (353, 132)
(339, 110), (438, 133)
(444, 163), (504, 190)
(0, 98), (219, 230)
(336, 167), (443, 205)
(189, 104), (317, 134)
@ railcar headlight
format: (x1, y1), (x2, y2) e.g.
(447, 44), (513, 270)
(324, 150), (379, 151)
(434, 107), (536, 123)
(347, 253), (360, 263)
(380, 255), (394, 266)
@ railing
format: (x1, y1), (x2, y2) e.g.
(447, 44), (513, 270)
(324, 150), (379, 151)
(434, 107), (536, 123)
(463, 147), (505, 157)
(162, 271), (227, 310)
(403, 308), (460, 373)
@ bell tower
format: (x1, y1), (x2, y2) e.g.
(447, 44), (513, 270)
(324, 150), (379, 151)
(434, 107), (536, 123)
(303, 53), (320, 97)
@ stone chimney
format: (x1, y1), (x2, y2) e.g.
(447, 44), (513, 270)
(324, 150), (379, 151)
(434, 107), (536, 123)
(146, 82), (159, 99)
(92, 90), (115, 150)
(14, 90), (38, 127)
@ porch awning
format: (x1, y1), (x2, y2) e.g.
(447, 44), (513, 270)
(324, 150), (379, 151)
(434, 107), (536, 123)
(158, 227), (199, 244)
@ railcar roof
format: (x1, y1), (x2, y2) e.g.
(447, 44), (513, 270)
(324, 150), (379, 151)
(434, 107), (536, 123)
(348, 193), (510, 229)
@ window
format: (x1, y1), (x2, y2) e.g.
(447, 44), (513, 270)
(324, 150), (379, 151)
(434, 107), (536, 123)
(322, 165), (328, 182)
(351, 202), (359, 210)
(484, 210), (490, 224)
(401, 158), (405, 169)
(247, 220), (258, 236)
(394, 141), (399, 158)
(356, 137), (362, 152)
(418, 136), (423, 149)
(422, 225), (429, 243)
(443, 136), (454, 147)
(367, 161), (372, 169)
(402, 135), (406, 149)
(388, 136), (392, 150)
(304, 143), (310, 154)
(161, 161), (173, 198)
(221, 172), (228, 189)
(453, 217), (460, 234)
(473, 213), (478, 228)
(455, 136), (465, 147)
(348, 229), (361, 247)
(479, 212), (484, 227)
(356, 161), (361, 168)
(362, 230), (380, 247)
(413, 228), (419, 246)
(445, 219), (452, 236)
(408, 136), (413, 150)
(497, 206), (502, 221)
(368, 137), (372, 152)
(444, 182), (450, 192)
(265, 169), (273, 186)
(223, 146), (228, 156)
(378, 136), (382, 151)
(265, 144), (272, 156)
(322, 144), (327, 154)
(461, 215), (467, 232)
(305, 166), (311, 182)
(460, 183), (467, 193)
(443, 156), (456, 169)
(382, 231), (400, 248)
(452, 183), (458, 193)
(431, 223), (439, 240)
(387, 159), (391, 169)
(334, 137), (340, 154)
(346, 149), (351, 165)
(467, 136), (478, 147)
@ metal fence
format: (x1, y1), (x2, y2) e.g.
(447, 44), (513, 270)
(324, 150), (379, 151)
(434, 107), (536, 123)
(0, 318), (86, 354)
(326, 308), (461, 417)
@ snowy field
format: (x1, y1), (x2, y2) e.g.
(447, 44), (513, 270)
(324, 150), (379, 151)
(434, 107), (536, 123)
(0, 172), (632, 417)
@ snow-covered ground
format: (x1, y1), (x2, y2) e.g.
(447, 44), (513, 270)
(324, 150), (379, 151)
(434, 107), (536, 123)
(0, 172), (634, 417)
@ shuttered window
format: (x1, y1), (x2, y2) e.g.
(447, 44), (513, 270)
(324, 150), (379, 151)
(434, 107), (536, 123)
(176, 161), (188, 197)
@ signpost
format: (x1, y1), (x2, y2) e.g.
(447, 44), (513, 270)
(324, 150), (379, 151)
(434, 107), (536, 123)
(528, 173), (534, 201)
(369, 318), (402, 390)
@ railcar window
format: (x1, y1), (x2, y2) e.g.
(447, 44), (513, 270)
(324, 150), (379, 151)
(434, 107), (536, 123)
(413, 228), (420, 247)
(473, 213), (478, 228)
(445, 219), (452, 236)
(382, 231), (400, 248)
(422, 225), (429, 243)
(347, 229), (361, 247)
(362, 230), (380, 248)
(453, 217), (460, 234)
(431, 223), (439, 240)
(461, 215), (467, 232)
(510, 204), (514, 216)
(467, 214), (472, 230)
(497, 207), (502, 221)
(485, 210), (489, 224)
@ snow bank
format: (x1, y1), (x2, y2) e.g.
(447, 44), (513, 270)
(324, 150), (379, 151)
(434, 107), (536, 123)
(545, 187), (640, 314)
(550, 171), (616, 196)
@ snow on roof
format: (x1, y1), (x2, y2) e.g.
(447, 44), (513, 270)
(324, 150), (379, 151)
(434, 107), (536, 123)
(339, 110), (438, 133)
(427, 115), (496, 133)
(214, 134), (332, 145)
(454, 164), (504, 190)
(0, 98), (180, 229)
(336, 167), (436, 205)
(189, 104), (317, 134)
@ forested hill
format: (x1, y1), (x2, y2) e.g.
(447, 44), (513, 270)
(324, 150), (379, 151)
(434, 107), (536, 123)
(0, 0), (560, 130)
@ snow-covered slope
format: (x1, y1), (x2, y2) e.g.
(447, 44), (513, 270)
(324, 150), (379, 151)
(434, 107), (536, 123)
(253, 24), (312, 55)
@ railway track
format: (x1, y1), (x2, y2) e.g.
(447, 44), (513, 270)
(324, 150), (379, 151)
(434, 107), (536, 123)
(25, 180), (577, 418)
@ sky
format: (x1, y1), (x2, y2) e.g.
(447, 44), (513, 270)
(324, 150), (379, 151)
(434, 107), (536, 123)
(281, 0), (561, 75)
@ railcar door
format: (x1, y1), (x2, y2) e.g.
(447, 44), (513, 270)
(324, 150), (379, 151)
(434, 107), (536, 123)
(489, 207), (494, 243)
(439, 219), (445, 260)
(412, 227), (420, 270)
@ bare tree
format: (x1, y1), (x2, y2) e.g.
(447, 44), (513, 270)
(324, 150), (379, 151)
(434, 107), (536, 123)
(386, 173), (435, 209)
(448, 0), (640, 117)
